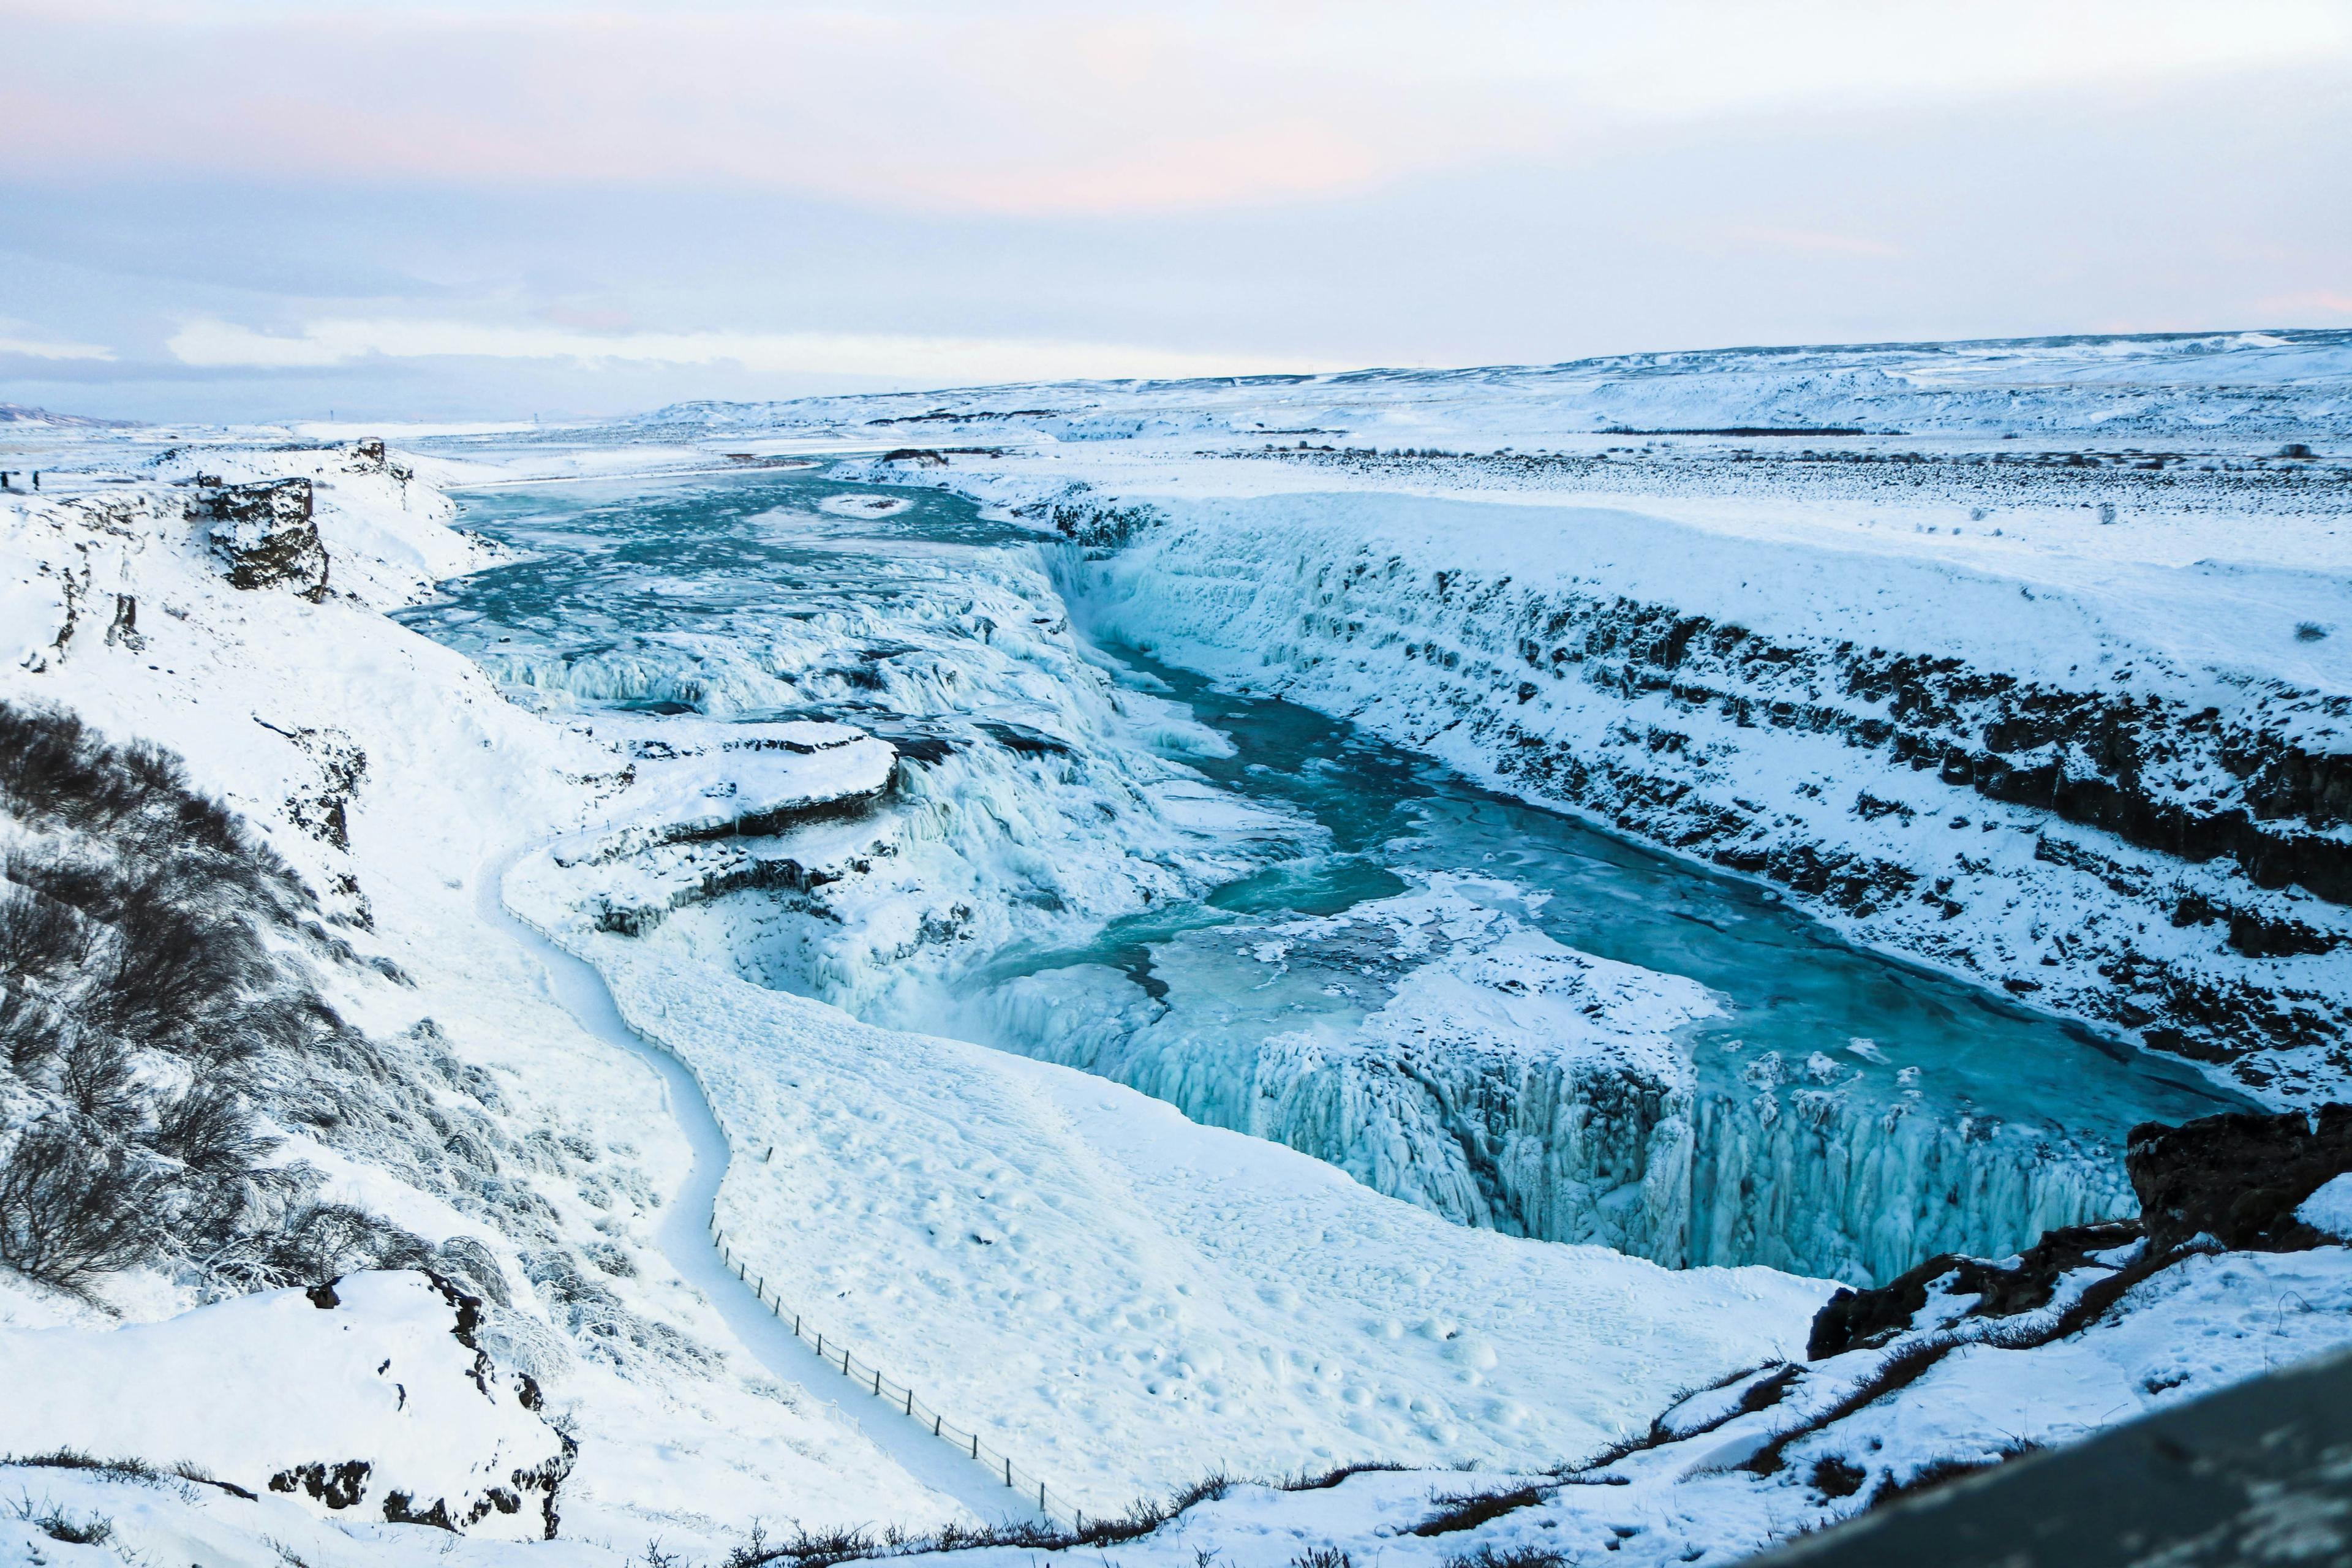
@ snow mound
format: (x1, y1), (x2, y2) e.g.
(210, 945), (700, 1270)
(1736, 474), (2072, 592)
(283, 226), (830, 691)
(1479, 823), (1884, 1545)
(2296, 1174), (2352, 1240)
(0, 1271), (573, 1539)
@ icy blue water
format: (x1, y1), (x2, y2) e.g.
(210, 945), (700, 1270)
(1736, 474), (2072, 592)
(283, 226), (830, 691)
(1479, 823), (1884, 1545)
(1001, 644), (2235, 1134)
(408, 467), (2246, 1284)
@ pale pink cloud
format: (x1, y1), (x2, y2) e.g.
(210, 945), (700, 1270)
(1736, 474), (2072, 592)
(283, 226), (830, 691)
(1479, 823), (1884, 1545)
(163, 317), (1340, 382)
(2256, 290), (2352, 318)
(6, 1), (2349, 217)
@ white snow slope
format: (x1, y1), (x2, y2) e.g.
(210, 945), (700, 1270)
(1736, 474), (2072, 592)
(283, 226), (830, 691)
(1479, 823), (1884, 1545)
(0, 448), (979, 1558)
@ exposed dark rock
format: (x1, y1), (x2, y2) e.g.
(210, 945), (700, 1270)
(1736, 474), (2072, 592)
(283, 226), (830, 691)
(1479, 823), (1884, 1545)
(590, 851), (834, 937)
(102, 594), (142, 652)
(1809, 1107), (2352, 1359)
(200, 479), (328, 600)
(1811, 1455), (1868, 1499)
(2127, 1104), (2352, 1253)
(271, 1459), (372, 1510)
(382, 1489), (456, 1530)
(662, 780), (892, 845)
(976, 718), (1073, 756)
(1808, 1219), (2144, 1359)
(1017, 494), (1161, 548)
(865, 727), (964, 765)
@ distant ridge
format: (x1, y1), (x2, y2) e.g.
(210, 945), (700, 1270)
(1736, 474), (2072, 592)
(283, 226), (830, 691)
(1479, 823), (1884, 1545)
(0, 402), (141, 428)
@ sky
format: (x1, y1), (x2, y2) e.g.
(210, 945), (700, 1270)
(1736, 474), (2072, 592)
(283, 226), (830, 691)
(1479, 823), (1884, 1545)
(4, 0), (2351, 424)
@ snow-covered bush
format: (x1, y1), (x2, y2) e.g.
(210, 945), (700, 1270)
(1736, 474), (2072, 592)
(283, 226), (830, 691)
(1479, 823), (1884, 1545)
(0, 701), (436, 1297)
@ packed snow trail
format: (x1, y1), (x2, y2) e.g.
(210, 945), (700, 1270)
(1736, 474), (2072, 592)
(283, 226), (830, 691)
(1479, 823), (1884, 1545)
(477, 845), (1051, 1529)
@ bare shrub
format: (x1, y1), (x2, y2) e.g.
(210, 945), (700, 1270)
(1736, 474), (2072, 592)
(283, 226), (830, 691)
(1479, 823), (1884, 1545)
(153, 1083), (273, 1175)
(89, 896), (270, 1054)
(0, 1125), (160, 1289)
(1440, 1549), (1562, 1568)
(0, 884), (93, 977)
(56, 1034), (141, 1129)
(5, 1494), (115, 1546)
(0, 991), (70, 1074)
(264, 1202), (434, 1286)
(0, 701), (480, 1301)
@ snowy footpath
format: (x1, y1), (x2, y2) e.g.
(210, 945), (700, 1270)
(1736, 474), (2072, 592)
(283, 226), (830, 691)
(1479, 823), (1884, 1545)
(477, 844), (1052, 1527)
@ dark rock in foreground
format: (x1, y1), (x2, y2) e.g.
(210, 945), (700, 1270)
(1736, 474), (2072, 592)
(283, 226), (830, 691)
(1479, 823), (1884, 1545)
(1756, 1340), (2352, 1568)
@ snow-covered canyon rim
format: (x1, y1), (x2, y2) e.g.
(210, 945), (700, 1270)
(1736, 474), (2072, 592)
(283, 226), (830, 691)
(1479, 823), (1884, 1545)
(1058, 487), (2350, 1093)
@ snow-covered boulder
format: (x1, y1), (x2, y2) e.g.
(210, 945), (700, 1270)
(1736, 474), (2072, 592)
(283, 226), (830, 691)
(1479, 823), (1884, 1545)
(0, 1271), (574, 1540)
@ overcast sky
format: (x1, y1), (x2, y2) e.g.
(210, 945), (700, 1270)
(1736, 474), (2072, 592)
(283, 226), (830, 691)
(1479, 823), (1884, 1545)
(6, 0), (2350, 423)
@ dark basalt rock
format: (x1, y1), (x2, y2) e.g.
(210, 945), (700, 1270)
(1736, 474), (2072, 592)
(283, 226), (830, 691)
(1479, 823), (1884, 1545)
(2126, 1104), (2352, 1254)
(1807, 1219), (2145, 1359)
(661, 780), (892, 845)
(271, 1459), (372, 1510)
(199, 478), (328, 600)
(975, 718), (1073, 756)
(382, 1490), (456, 1531)
(1809, 1107), (2352, 1359)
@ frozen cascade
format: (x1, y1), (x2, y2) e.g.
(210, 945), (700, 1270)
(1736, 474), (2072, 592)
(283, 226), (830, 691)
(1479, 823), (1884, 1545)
(1686, 1069), (2132, 1282)
(964, 878), (1699, 1259)
(953, 878), (2134, 1287)
(404, 475), (1306, 1020)
(410, 467), (2241, 1290)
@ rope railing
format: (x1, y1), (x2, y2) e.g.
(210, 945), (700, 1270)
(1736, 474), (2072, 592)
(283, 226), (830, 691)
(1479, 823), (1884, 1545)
(710, 1214), (1077, 1526)
(502, 853), (1080, 1528)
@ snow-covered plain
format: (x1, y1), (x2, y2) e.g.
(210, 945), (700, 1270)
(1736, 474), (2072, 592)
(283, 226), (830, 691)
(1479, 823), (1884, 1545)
(1, 330), (2348, 1568)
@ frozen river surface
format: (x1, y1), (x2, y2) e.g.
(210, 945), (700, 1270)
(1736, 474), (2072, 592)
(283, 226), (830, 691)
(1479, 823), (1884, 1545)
(405, 467), (2242, 1286)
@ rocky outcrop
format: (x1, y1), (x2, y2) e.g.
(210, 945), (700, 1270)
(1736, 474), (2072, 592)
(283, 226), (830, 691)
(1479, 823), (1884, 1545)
(1809, 1105), (2352, 1355)
(200, 478), (328, 599)
(1808, 1218), (2144, 1357)
(2128, 1104), (2352, 1253)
